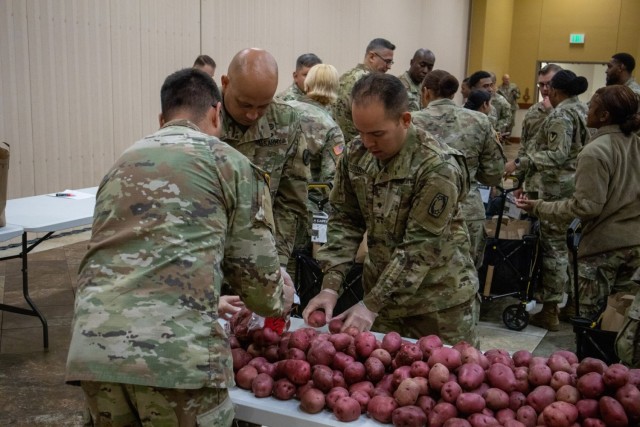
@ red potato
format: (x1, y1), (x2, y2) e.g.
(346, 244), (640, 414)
(332, 369), (347, 388)
(232, 347), (253, 371)
(555, 385), (580, 404)
(229, 335), (241, 349)
(599, 395), (629, 427)
(345, 326), (360, 337)
(467, 382), (490, 398)
(332, 352), (354, 371)
(381, 331), (403, 355)
(349, 380), (374, 397)
(326, 386), (349, 410)
(351, 390), (370, 413)
(603, 363), (629, 389)
(372, 387), (392, 398)
(457, 363), (485, 391)
(460, 346), (483, 365)
(392, 405), (427, 427)
(550, 370), (575, 390)
(288, 328), (313, 352)
(346, 342), (358, 359)
(428, 347), (462, 370)
(575, 398), (600, 420)
(273, 378), (296, 400)
(333, 396), (361, 422)
(487, 362), (516, 393)
(417, 334), (443, 358)
(576, 371), (605, 399)
(509, 391), (527, 411)
(393, 365), (413, 388)
(417, 395), (436, 415)
(263, 345), (279, 362)
(428, 362), (450, 392)
(262, 326), (281, 345)
(235, 365), (258, 390)
(296, 381), (314, 400)
(395, 343), (423, 367)
(513, 366), (531, 394)
(582, 418), (606, 427)
(502, 420), (526, 427)
(485, 349), (513, 367)
(394, 378), (421, 406)
(515, 405), (537, 427)
(528, 356), (548, 367)
(328, 317), (343, 333)
(371, 348), (393, 367)
(376, 373), (395, 394)
(286, 347), (306, 360)
(299, 387), (326, 414)
(512, 350), (532, 368)
(551, 350), (578, 365)
(441, 381), (463, 403)
(467, 413), (499, 427)
(368, 395), (399, 423)
(307, 310), (326, 328)
(541, 401), (578, 427)
(410, 360), (430, 378)
(576, 357), (608, 376)
(528, 363), (552, 386)
(495, 407), (516, 424)
(278, 335), (291, 359)
(547, 354), (572, 373)
(443, 418), (471, 427)
(306, 340), (336, 366)
(344, 361), (366, 384)
(365, 356), (386, 383)
(283, 359), (311, 385)
(456, 392), (486, 414)
(354, 331), (377, 359)
(427, 402), (458, 427)
(483, 387), (509, 411)
(615, 383), (640, 423)
(628, 368), (640, 386)
(312, 365), (334, 392)
(411, 376), (429, 396)
(526, 385), (556, 413)
(329, 333), (352, 351)
(251, 372), (274, 398)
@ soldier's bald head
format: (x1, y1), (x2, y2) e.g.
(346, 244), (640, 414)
(228, 48), (278, 88)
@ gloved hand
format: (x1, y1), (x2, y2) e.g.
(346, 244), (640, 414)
(280, 267), (295, 313)
(217, 295), (245, 320)
(336, 300), (378, 332)
(303, 289), (338, 323)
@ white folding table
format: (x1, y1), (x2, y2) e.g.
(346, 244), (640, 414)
(1, 187), (98, 348)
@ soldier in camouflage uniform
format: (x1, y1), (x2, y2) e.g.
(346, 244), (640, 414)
(605, 53), (640, 98)
(220, 48), (310, 270)
(275, 53), (322, 102)
(497, 74), (521, 134)
(518, 86), (640, 328)
(516, 70), (590, 331)
(468, 71), (512, 137)
(303, 73), (479, 346)
(413, 70), (505, 267)
(334, 38), (396, 144)
(65, 68), (294, 427)
(398, 49), (436, 112)
(617, 268), (640, 368)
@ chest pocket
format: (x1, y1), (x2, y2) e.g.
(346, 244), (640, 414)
(254, 145), (286, 194)
(374, 179), (415, 244)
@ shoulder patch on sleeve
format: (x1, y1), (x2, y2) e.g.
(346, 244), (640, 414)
(428, 193), (449, 218)
(548, 132), (558, 144)
(333, 143), (345, 156)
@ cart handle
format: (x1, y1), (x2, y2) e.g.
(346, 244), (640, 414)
(567, 218), (582, 318)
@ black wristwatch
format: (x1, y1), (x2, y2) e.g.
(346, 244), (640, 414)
(514, 158), (521, 169)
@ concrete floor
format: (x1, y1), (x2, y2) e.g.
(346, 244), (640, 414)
(0, 142), (578, 426)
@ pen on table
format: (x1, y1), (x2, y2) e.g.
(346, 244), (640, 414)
(55, 193), (73, 197)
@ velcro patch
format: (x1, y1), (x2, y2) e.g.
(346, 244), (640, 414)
(428, 193), (448, 218)
(548, 132), (557, 144)
(333, 143), (345, 156)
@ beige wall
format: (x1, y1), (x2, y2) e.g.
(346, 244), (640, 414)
(1, 0), (470, 199)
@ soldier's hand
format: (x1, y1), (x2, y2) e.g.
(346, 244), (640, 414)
(504, 160), (517, 175)
(218, 295), (245, 320)
(335, 301), (378, 332)
(303, 289), (338, 323)
(282, 281), (295, 313)
(515, 195), (536, 213)
(280, 267), (294, 288)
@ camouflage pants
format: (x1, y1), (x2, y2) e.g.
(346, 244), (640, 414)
(467, 219), (487, 269)
(616, 288), (640, 368)
(538, 217), (571, 304)
(373, 296), (479, 348)
(574, 246), (640, 319)
(80, 382), (234, 427)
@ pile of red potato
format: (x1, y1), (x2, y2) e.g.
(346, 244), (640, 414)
(230, 311), (640, 427)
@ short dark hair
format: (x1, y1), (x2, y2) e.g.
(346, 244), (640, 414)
(550, 70), (588, 96)
(593, 85), (640, 135)
(612, 52), (636, 73)
(161, 68), (221, 122)
(464, 89), (491, 111)
(423, 70), (459, 98)
(539, 63), (562, 76)
(351, 73), (407, 119)
(468, 71), (492, 88)
(295, 53), (322, 70)
(366, 38), (396, 53)
(193, 54), (216, 69)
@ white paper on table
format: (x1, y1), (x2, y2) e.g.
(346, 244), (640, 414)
(47, 189), (96, 200)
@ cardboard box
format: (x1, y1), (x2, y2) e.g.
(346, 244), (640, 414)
(485, 217), (532, 240)
(600, 292), (636, 332)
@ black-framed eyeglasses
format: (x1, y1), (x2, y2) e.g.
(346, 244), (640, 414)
(373, 52), (394, 66)
(537, 82), (551, 88)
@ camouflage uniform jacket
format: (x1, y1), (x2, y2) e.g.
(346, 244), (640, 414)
(497, 83), (520, 111)
(288, 96), (345, 183)
(625, 77), (640, 98)
(522, 96), (589, 199)
(532, 125), (640, 258)
(489, 93), (513, 133)
(398, 71), (422, 112)
(335, 64), (370, 143)
(516, 101), (553, 191)
(412, 98), (505, 221)
(275, 82), (304, 102)
(318, 125), (477, 318)
(221, 101), (310, 266)
(65, 121), (286, 389)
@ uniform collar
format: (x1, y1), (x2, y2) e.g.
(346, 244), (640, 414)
(220, 102), (274, 142)
(591, 124), (623, 139)
(372, 125), (418, 183)
(427, 98), (456, 107)
(160, 119), (202, 132)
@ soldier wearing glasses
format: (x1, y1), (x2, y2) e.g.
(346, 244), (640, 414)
(334, 38), (396, 143)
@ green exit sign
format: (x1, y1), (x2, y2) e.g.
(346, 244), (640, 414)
(570, 33), (585, 44)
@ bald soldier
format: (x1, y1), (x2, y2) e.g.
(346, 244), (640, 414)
(398, 48), (436, 111)
(303, 73), (479, 346)
(220, 48), (310, 273)
(65, 68), (293, 426)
